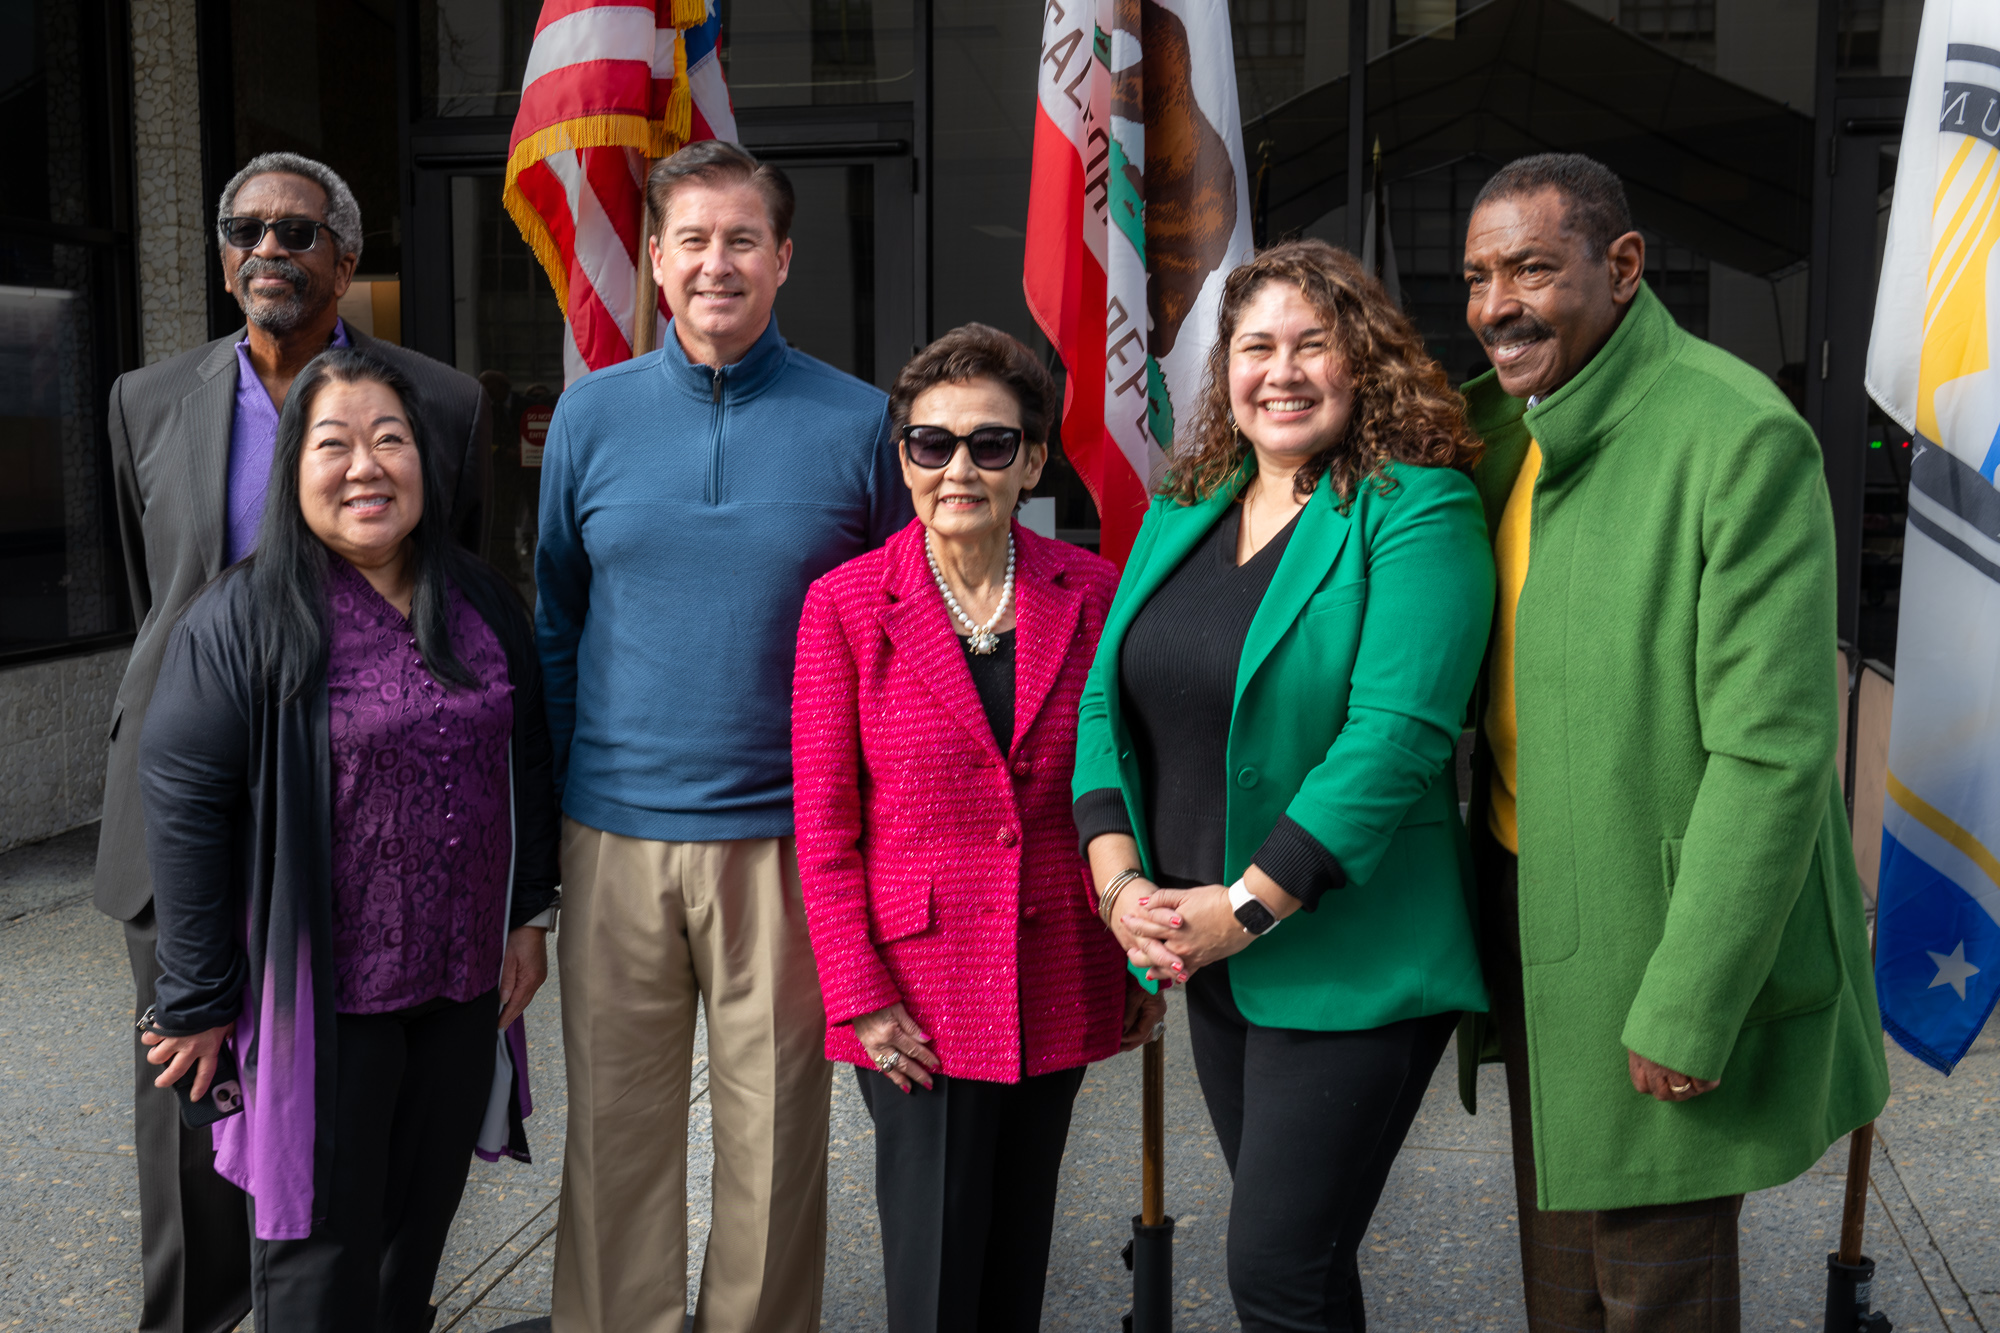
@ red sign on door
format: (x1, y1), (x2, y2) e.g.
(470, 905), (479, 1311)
(519, 404), (554, 468)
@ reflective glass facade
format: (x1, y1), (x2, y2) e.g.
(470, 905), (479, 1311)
(0, 0), (136, 661)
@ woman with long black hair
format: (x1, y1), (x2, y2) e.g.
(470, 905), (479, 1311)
(136, 347), (559, 1332)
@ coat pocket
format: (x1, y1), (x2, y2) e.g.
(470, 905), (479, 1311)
(1742, 842), (1843, 1026)
(1659, 837), (1682, 898)
(868, 876), (934, 945)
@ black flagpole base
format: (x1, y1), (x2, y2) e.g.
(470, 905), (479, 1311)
(1121, 1215), (1176, 1333)
(1824, 1253), (1893, 1333)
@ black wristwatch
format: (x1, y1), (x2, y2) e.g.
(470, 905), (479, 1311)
(1228, 879), (1279, 936)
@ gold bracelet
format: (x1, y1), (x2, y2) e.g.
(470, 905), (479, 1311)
(1099, 868), (1145, 926)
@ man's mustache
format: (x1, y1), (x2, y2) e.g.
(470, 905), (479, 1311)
(235, 256), (312, 300)
(1478, 311), (1555, 347)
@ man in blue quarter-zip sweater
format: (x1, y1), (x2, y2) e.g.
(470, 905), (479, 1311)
(534, 140), (909, 1333)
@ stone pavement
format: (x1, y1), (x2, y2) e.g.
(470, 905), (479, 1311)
(3, 823), (1994, 1331)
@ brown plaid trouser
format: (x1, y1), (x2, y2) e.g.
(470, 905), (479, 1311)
(1486, 846), (1743, 1333)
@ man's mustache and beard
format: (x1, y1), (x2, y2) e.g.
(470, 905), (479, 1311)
(1478, 308), (1556, 354)
(234, 255), (317, 334)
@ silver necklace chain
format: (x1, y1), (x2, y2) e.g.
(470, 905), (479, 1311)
(926, 531), (1015, 655)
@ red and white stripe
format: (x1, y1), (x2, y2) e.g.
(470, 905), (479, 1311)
(505, 0), (736, 383)
(1023, 0), (1142, 562)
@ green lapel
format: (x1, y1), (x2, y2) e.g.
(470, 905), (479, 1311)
(1235, 479), (1352, 708)
(1464, 374), (1530, 540)
(1101, 482), (1242, 651)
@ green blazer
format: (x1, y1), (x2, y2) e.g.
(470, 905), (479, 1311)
(1072, 460), (1495, 1031)
(1459, 284), (1891, 1211)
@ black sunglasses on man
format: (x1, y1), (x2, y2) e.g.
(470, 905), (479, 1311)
(218, 216), (342, 252)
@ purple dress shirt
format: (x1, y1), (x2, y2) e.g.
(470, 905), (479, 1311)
(225, 320), (350, 565)
(325, 559), (515, 1013)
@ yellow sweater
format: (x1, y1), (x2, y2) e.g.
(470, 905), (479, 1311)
(1484, 439), (1541, 853)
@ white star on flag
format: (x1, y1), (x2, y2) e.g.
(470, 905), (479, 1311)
(1925, 941), (1980, 1001)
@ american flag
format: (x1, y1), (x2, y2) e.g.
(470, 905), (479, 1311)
(504, 0), (737, 384)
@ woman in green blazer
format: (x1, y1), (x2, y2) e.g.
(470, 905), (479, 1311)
(1073, 240), (1494, 1332)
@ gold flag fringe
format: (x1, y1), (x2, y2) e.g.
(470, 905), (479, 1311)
(663, 32), (692, 149)
(503, 105), (696, 311)
(501, 1), (707, 321)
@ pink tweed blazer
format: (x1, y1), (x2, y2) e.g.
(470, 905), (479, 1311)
(793, 518), (1127, 1082)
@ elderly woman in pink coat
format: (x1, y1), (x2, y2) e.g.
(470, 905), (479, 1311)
(793, 324), (1164, 1333)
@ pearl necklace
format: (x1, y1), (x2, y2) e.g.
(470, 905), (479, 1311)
(927, 532), (1015, 655)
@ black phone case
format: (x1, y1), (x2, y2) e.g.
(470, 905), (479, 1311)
(174, 1042), (246, 1128)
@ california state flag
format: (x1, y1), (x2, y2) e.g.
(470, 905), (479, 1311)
(1025, 0), (1255, 565)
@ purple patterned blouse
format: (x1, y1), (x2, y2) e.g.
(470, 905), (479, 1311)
(326, 559), (516, 1014)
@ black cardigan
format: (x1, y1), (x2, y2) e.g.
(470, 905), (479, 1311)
(140, 557), (561, 1037)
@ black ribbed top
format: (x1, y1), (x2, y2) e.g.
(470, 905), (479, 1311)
(1073, 504), (1345, 907)
(961, 628), (1015, 755)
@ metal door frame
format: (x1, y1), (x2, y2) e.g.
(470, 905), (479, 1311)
(1804, 76), (1907, 648)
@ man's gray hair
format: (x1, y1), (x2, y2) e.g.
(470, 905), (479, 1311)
(217, 152), (365, 262)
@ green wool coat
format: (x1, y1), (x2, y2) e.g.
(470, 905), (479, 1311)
(1459, 283), (1891, 1211)
(1073, 460), (1493, 1031)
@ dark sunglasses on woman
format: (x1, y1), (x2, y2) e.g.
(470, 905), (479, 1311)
(218, 216), (342, 252)
(900, 424), (1023, 471)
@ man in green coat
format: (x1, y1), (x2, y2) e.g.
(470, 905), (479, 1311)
(1458, 153), (1890, 1331)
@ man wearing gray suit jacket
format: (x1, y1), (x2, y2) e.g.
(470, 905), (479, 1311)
(97, 152), (490, 1333)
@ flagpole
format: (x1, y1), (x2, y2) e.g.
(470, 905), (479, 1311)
(1128, 1028), (1174, 1333)
(1345, 0), (1367, 254)
(1824, 924), (1889, 1333)
(1826, 634), (1887, 1333)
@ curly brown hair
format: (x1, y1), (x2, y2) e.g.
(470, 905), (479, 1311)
(1165, 238), (1481, 507)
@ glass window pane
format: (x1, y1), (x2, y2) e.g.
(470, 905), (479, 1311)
(0, 0), (116, 228)
(0, 239), (122, 652)
(772, 164), (874, 382)
(234, 0), (404, 273)
(718, 0), (916, 108)
(418, 0), (920, 118)
(419, 0), (541, 119)
(449, 175), (566, 593)
(931, 0), (1098, 538)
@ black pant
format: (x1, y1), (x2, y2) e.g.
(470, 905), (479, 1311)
(125, 905), (254, 1333)
(856, 1063), (1088, 1333)
(1185, 959), (1457, 1333)
(249, 990), (499, 1333)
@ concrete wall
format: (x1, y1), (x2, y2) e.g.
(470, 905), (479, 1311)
(131, 0), (210, 366)
(0, 0), (205, 853)
(0, 645), (127, 854)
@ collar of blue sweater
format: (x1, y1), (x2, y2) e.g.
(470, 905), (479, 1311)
(658, 313), (790, 402)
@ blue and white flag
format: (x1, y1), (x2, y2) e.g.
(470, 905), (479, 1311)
(1862, 0), (2000, 1073)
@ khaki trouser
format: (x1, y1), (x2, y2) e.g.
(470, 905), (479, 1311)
(551, 820), (833, 1333)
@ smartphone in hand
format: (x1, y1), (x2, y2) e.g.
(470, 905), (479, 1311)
(172, 1040), (245, 1129)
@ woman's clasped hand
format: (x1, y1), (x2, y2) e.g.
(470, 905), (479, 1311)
(1114, 872), (1301, 983)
